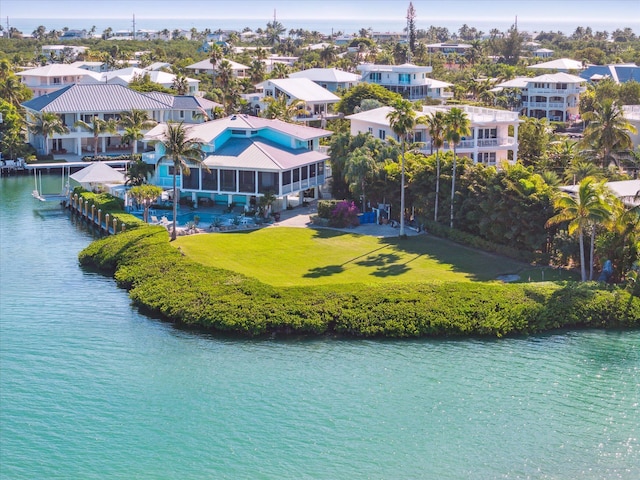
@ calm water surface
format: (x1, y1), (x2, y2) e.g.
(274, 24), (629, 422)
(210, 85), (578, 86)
(1, 175), (639, 479)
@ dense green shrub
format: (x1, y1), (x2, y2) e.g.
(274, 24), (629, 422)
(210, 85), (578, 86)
(318, 200), (342, 219)
(79, 225), (640, 338)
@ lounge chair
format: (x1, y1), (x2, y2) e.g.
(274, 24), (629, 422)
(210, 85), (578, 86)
(150, 215), (160, 224)
(160, 216), (170, 226)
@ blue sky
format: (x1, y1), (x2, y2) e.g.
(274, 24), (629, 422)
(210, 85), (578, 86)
(2, 0), (638, 24)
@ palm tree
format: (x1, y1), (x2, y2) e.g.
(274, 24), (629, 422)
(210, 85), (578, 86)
(270, 63), (290, 79)
(387, 99), (423, 236)
(546, 177), (612, 281)
(209, 43), (223, 88)
(581, 99), (637, 170)
(424, 111), (447, 222)
(171, 74), (189, 95)
(129, 184), (164, 223)
(156, 122), (207, 241)
(28, 112), (69, 155)
(125, 156), (153, 186)
(261, 95), (305, 122)
(444, 107), (471, 228)
(345, 147), (378, 213)
(119, 110), (157, 154)
(248, 59), (266, 84)
(320, 45), (337, 67)
(73, 117), (118, 156)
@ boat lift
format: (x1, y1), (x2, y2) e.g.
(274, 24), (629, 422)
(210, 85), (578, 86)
(31, 164), (70, 202)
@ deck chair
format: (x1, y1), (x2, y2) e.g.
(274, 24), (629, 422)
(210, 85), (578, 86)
(150, 215), (160, 224)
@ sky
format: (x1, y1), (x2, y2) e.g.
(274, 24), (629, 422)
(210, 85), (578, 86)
(1, 0), (638, 34)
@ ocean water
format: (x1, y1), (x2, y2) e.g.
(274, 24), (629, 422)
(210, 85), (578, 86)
(1, 174), (639, 479)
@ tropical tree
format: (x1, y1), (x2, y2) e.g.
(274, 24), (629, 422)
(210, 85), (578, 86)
(248, 59), (266, 84)
(444, 107), (471, 228)
(546, 177), (612, 281)
(171, 74), (189, 95)
(129, 184), (164, 223)
(581, 99), (637, 170)
(270, 62), (290, 79)
(28, 112), (69, 155)
(156, 122), (207, 240)
(209, 43), (223, 88)
(261, 95), (305, 122)
(73, 117), (118, 156)
(345, 147), (378, 212)
(424, 111), (447, 222)
(119, 109), (157, 154)
(387, 99), (423, 236)
(125, 156), (153, 186)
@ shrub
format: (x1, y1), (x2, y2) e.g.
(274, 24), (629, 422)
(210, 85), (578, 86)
(329, 201), (360, 228)
(318, 200), (342, 219)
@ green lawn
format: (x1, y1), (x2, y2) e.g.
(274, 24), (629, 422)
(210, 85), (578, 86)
(174, 227), (575, 287)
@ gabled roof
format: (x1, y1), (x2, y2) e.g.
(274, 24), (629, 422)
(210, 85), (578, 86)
(256, 78), (340, 103)
(530, 72), (586, 83)
(86, 67), (198, 86)
(495, 77), (531, 88)
(21, 83), (174, 113)
(580, 63), (640, 84)
(143, 92), (221, 110)
(185, 59), (249, 71)
(16, 63), (101, 80)
(289, 68), (361, 83)
(144, 115), (332, 144)
(527, 58), (584, 71)
(203, 137), (328, 170)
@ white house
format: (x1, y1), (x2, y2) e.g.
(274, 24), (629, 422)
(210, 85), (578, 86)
(526, 58), (584, 72)
(20, 83), (213, 156)
(185, 58), (249, 79)
(426, 43), (471, 56)
(84, 67), (200, 95)
(248, 78), (341, 122)
(16, 64), (101, 97)
(288, 68), (360, 92)
(496, 73), (587, 122)
(347, 105), (520, 167)
(142, 115), (332, 210)
(357, 63), (452, 101)
(623, 105), (640, 152)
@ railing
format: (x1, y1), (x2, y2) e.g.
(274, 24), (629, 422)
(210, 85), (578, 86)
(421, 137), (516, 151)
(523, 101), (565, 108)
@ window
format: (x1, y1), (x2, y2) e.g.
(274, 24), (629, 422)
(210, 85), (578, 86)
(258, 172), (278, 194)
(379, 130), (386, 140)
(179, 110), (185, 119)
(293, 169), (300, 182)
(368, 127), (373, 134)
(231, 129), (245, 135)
(398, 73), (410, 84)
(317, 162), (324, 176)
(53, 77), (61, 84)
(282, 170), (292, 186)
(220, 169), (236, 191)
(202, 169), (218, 191)
(182, 168), (200, 190)
(301, 166), (308, 181)
(309, 164), (316, 178)
(308, 140), (314, 150)
(371, 72), (382, 82)
(239, 170), (255, 193)
(414, 131), (422, 143)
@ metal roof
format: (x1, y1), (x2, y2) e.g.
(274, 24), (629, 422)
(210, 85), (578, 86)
(21, 84), (174, 113)
(257, 78), (340, 103)
(203, 137), (328, 171)
(289, 68), (361, 83)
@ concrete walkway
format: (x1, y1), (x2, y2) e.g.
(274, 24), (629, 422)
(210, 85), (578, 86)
(269, 201), (423, 238)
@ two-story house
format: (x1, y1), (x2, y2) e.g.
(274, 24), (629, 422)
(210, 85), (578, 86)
(185, 58), (249, 80)
(142, 115), (332, 210)
(357, 63), (452, 101)
(16, 64), (101, 97)
(347, 105), (520, 167)
(496, 73), (587, 122)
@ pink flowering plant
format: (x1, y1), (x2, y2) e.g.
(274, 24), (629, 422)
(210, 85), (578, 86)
(329, 201), (360, 228)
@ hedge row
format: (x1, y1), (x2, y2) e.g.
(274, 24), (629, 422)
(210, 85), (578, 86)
(79, 225), (639, 338)
(75, 188), (146, 230)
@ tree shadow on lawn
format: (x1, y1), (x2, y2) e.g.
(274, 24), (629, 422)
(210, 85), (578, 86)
(303, 264), (345, 278)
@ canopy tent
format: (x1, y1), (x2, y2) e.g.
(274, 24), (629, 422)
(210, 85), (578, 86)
(70, 162), (125, 187)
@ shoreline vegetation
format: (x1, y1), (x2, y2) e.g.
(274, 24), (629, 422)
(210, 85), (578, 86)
(79, 224), (639, 338)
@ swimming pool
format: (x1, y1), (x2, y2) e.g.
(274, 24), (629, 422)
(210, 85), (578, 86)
(140, 211), (256, 228)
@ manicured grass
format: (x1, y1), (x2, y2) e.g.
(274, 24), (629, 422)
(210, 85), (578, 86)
(174, 227), (575, 287)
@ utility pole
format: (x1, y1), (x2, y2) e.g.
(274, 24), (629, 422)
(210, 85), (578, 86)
(132, 14), (136, 40)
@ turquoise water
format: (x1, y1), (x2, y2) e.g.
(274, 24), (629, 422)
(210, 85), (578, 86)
(1, 175), (639, 479)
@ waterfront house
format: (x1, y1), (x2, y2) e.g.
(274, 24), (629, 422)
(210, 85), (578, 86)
(357, 63), (452, 101)
(185, 58), (249, 79)
(288, 68), (361, 92)
(22, 84), (175, 155)
(142, 115), (332, 211)
(495, 73), (587, 122)
(347, 105), (520, 167)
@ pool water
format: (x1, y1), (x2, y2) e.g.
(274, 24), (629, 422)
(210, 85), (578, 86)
(139, 210), (255, 227)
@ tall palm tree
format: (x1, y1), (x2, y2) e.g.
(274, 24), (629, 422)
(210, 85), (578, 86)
(546, 177), (612, 281)
(119, 109), (157, 154)
(28, 112), (69, 155)
(248, 59), (266, 84)
(209, 43), (223, 88)
(73, 117), (118, 156)
(425, 111), (447, 222)
(171, 74), (189, 95)
(581, 99), (637, 170)
(156, 122), (207, 241)
(444, 107), (471, 228)
(261, 95), (305, 122)
(387, 99), (423, 236)
(344, 147), (378, 213)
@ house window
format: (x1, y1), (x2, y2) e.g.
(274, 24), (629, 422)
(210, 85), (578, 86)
(182, 168), (200, 190)
(317, 162), (324, 176)
(282, 170), (292, 186)
(309, 164), (316, 178)
(53, 77), (61, 84)
(368, 127), (373, 134)
(301, 166), (308, 181)
(231, 129), (245, 135)
(220, 169), (236, 191)
(179, 110), (185, 119)
(239, 170), (255, 193)
(308, 140), (313, 150)
(371, 72), (381, 82)
(414, 131), (422, 143)
(379, 130), (386, 140)
(258, 172), (278, 194)
(398, 73), (410, 84)
(293, 169), (300, 183)
(202, 169), (218, 191)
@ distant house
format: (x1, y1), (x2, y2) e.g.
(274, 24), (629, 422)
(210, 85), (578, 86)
(580, 63), (640, 84)
(357, 63), (452, 101)
(533, 48), (554, 58)
(83, 67), (200, 95)
(16, 64), (101, 97)
(623, 105), (640, 152)
(41, 44), (88, 60)
(347, 105), (521, 167)
(495, 73), (587, 122)
(142, 115), (332, 210)
(60, 29), (89, 40)
(526, 58), (584, 72)
(263, 55), (298, 74)
(426, 43), (471, 56)
(249, 78), (341, 122)
(142, 92), (221, 122)
(185, 58), (249, 79)
(288, 68), (361, 92)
